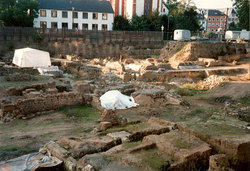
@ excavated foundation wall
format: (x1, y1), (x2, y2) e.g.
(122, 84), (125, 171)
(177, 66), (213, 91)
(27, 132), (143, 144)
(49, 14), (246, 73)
(0, 82), (91, 122)
(0, 27), (164, 59)
(161, 41), (247, 60)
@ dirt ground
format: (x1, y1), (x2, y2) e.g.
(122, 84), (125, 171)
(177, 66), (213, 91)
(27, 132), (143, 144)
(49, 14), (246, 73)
(0, 106), (100, 161)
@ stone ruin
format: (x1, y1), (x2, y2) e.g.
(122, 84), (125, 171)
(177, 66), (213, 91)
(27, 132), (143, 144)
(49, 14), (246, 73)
(0, 81), (92, 122)
(0, 41), (249, 170)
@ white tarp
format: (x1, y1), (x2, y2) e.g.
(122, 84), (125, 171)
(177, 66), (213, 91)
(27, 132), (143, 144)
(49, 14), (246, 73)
(13, 48), (51, 68)
(0, 151), (62, 171)
(37, 66), (63, 77)
(100, 90), (139, 110)
(125, 64), (142, 72)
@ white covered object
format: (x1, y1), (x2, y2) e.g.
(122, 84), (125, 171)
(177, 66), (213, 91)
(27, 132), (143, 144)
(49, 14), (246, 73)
(13, 48), (51, 67)
(100, 90), (139, 110)
(37, 66), (63, 77)
(174, 30), (191, 41)
(125, 64), (142, 72)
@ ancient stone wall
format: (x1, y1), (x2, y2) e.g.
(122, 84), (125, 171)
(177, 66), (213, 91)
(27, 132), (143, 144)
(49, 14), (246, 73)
(0, 65), (39, 76)
(0, 27), (163, 59)
(0, 81), (92, 122)
(0, 92), (87, 122)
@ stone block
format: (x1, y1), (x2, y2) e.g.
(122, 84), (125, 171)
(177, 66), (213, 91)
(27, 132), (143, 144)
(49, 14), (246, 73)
(100, 122), (112, 131)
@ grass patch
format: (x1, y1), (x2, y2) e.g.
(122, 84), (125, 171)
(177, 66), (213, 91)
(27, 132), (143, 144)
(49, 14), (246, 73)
(60, 105), (100, 123)
(192, 123), (250, 136)
(176, 87), (206, 97)
(107, 122), (149, 133)
(141, 148), (171, 171)
(237, 96), (250, 105)
(0, 146), (20, 152)
(178, 107), (208, 122)
(172, 137), (193, 149)
(122, 141), (141, 149)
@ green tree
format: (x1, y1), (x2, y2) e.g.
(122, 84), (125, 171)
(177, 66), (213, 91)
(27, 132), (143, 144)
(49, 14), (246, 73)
(130, 15), (150, 31)
(148, 11), (162, 31)
(0, 0), (39, 27)
(232, 0), (250, 30)
(113, 15), (131, 30)
(175, 8), (200, 31)
(164, 0), (200, 32)
(229, 21), (239, 30)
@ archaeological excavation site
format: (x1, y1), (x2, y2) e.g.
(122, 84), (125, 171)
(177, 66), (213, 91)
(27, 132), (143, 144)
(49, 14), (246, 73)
(0, 29), (249, 171)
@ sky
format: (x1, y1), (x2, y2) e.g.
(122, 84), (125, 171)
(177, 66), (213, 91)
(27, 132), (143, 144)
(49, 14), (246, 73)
(191, 0), (234, 9)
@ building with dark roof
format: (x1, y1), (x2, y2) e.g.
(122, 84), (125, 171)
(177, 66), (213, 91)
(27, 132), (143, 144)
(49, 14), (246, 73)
(205, 9), (228, 33)
(33, 0), (114, 30)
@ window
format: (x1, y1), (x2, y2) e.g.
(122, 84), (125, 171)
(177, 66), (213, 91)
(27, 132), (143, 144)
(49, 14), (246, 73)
(73, 23), (78, 29)
(73, 12), (78, 18)
(208, 28), (210, 31)
(40, 10), (46, 17)
(93, 13), (98, 19)
(216, 23), (219, 27)
(92, 24), (98, 30)
(51, 22), (57, 29)
(62, 23), (68, 29)
(212, 23), (214, 26)
(216, 18), (219, 21)
(51, 10), (57, 17)
(212, 18), (215, 21)
(102, 13), (107, 20)
(102, 24), (107, 30)
(220, 23), (223, 27)
(82, 24), (88, 30)
(221, 18), (223, 21)
(208, 23), (211, 26)
(212, 28), (214, 31)
(62, 11), (68, 18)
(208, 18), (211, 21)
(40, 21), (47, 28)
(82, 12), (88, 19)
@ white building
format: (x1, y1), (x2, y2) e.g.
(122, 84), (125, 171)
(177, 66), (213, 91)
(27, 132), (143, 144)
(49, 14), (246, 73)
(109, 0), (168, 19)
(218, 8), (239, 25)
(34, 0), (114, 30)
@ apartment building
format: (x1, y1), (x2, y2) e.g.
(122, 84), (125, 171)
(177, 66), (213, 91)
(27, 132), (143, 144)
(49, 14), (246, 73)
(206, 10), (228, 33)
(34, 0), (114, 30)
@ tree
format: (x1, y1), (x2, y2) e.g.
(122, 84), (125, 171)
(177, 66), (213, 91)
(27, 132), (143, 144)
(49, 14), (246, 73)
(130, 15), (150, 31)
(232, 0), (250, 30)
(164, 0), (200, 32)
(175, 8), (200, 31)
(148, 11), (162, 31)
(113, 15), (131, 30)
(229, 21), (239, 30)
(0, 0), (39, 27)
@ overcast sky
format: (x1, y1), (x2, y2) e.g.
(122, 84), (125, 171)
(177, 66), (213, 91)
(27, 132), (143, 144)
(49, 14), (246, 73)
(192, 0), (234, 9)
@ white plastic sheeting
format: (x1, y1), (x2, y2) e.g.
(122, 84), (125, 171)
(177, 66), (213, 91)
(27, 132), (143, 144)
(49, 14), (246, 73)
(0, 151), (62, 171)
(13, 48), (51, 68)
(37, 66), (63, 77)
(125, 64), (142, 72)
(100, 90), (139, 110)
